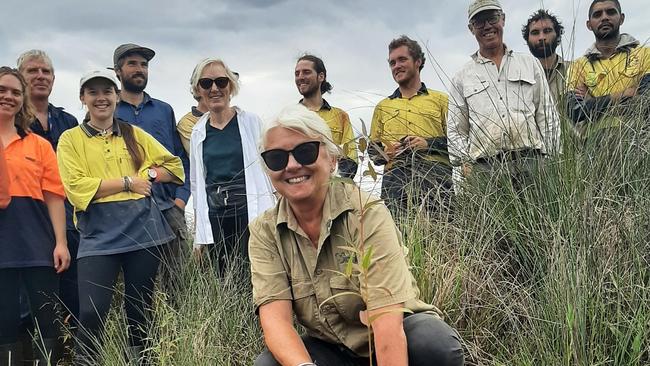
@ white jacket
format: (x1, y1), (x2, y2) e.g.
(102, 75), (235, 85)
(190, 107), (276, 245)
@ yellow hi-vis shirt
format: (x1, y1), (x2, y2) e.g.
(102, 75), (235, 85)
(305, 99), (357, 163)
(567, 35), (650, 98)
(57, 120), (185, 212)
(370, 83), (449, 164)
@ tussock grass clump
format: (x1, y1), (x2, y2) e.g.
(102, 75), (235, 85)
(81, 107), (649, 366)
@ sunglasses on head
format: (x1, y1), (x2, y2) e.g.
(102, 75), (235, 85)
(261, 141), (321, 171)
(198, 77), (229, 90)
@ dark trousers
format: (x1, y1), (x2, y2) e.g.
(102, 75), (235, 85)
(0, 267), (60, 344)
(254, 313), (464, 366)
(75, 247), (160, 357)
(159, 206), (189, 293)
(60, 229), (80, 320)
(208, 212), (249, 277)
(382, 159), (453, 218)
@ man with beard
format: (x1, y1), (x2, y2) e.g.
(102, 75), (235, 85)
(566, 0), (650, 131)
(113, 44), (190, 289)
(295, 54), (357, 179)
(447, 0), (560, 187)
(369, 36), (452, 217)
(522, 9), (568, 103)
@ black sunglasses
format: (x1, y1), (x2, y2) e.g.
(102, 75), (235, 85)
(198, 77), (229, 90)
(261, 141), (321, 171)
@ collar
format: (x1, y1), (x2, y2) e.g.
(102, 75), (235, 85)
(472, 44), (513, 64)
(118, 92), (153, 108)
(276, 182), (355, 230)
(298, 98), (332, 111)
(388, 82), (429, 99)
(584, 33), (640, 59)
(191, 106), (205, 117)
(80, 118), (122, 137)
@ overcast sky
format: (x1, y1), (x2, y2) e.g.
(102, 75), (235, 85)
(1, 0), (647, 132)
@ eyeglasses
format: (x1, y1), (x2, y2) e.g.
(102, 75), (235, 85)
(198, 77), (229, 90)
(470, 13), (502, 29)
(261, 141), (321, 171)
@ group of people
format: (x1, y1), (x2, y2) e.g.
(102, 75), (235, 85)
(0, 0), (648, 365)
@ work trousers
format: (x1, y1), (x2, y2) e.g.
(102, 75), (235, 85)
(254, 313), (464, 366)
(75, 247), (160, 357)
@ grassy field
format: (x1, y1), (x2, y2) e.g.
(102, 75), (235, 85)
(73, 104), (650, 365)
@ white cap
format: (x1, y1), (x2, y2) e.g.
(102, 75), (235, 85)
(79, 69), (119, 89)
(468, 0), (502, 20)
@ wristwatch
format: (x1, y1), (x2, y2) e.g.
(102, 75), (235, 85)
(147, 168), (158, 182)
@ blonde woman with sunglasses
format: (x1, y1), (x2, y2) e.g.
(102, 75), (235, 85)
(189, 58), (274, 277)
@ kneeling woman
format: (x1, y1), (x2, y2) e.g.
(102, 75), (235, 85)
(57, 70), (184, 359)
(0, 66), (70, 365)
(250, 105), (464, 366)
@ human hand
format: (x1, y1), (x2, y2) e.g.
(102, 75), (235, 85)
(612, 87), (637, 102)
(384, 142), (402, 160)
(461, 162), (473, 177)
(192, 245), (205, 263)
(53, 243), (71, 273)
(174, 198), (186, 210)
(401, 136), (427, 150)
(575, 84), (588, 99)
(130, 177), (152, 196)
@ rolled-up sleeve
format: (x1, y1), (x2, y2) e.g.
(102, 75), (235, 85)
(361, 204), (415, 310)
(56, 131), (101, 211)
(136, 127), (185, 184)
(248, 217), (292, 312)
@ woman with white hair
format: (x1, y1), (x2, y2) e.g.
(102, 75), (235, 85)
(250, 104), (464, 366)
(189, 58), (274, 276)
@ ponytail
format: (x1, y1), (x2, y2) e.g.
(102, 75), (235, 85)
(117, 121), (145, 171)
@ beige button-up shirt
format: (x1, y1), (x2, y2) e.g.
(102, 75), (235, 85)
(249, 182), (436, 357)
(545, 56), (569, 104)
(447, 48), (561, 164)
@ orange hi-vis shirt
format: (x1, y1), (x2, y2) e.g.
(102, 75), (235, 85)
(0, 142), (9, 208)
(0, 131), (65, 268)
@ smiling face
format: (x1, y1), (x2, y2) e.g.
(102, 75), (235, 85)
(20, 58), (54, 100)
(587, 1), (624, 40)
(295, 60), (323, 98)
(198, 62), (231, 113)
(470, 10), (505, 53)
(0, 74), (24, 121)
(263, 126), (335, 205)
(80, 78), (117, 123)
(388, 45), (420, 86)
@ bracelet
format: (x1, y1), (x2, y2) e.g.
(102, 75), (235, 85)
(123, 176), (129, 192)
(296, 363), (317, 366)
(125, 176), (133, 192)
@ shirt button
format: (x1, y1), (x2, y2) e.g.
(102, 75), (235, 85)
(316, 269), (323, 275)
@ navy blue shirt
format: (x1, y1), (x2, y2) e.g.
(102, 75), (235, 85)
(115, 93), (191, 210)
(30, 104), (79, 231)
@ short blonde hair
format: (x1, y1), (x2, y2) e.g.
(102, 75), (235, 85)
(190, 58), (240, 100)
(260, 104), (339, 159)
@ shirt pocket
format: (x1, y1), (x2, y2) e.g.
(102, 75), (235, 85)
(462, 80), (490, 100)
(506, 74), (537, 113)
(290, 280), (317, 326)
(329, 276), (365, 324)
(20, 155), (44, 194)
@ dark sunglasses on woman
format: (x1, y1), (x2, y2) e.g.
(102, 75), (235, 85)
(261, 141), (321, 171)
(198, 77), (229, 90)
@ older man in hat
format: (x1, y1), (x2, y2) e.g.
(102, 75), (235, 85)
(447, 0), (560, 187)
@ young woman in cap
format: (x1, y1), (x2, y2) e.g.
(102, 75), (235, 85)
(189, 58), (274, 277)
(0, 66), (70, 365)
(56, 69), (184, 362)
(250, 105), (464, 366)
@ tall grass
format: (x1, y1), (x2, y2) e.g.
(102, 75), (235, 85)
(74, 102), (649, 365)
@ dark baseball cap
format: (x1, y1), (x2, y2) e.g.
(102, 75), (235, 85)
(113, 43), (155, 67)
